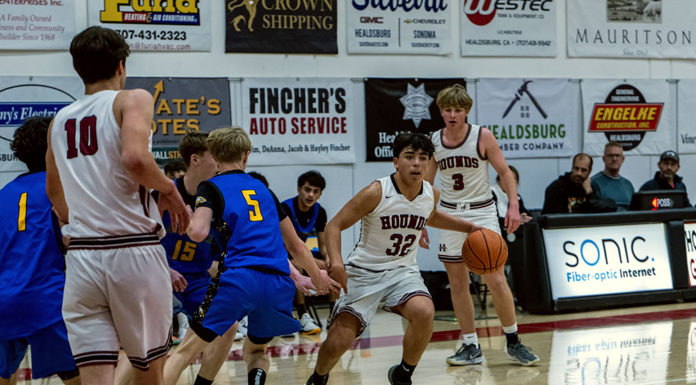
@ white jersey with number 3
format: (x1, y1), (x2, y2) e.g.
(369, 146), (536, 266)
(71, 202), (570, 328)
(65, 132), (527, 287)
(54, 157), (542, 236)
(51, 90), (163, 239)
(347, 175), (434, 271)
(431, 125), (492, 203)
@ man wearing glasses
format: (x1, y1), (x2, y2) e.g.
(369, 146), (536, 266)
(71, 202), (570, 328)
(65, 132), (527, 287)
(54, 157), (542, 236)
(590, 142), (635, 211)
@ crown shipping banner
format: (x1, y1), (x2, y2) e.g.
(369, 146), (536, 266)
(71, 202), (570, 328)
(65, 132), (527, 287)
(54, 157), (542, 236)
(582, 79), (674, 156)
(0, 0), (76, 50)
(477, 78), (578, 158)
(226, 0), (337, 54)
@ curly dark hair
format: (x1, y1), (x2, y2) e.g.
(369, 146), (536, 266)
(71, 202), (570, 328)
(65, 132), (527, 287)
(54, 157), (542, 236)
(70, 26), (130, 84)
(11, 116), (51, 172)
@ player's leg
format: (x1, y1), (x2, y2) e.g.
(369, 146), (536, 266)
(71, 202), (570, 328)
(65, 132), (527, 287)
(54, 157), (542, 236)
(114, 351), (133, 385)
(443, 261), (483, 366)
(310, 312), (361, 381)
(162, 329), (209, 385)
(132, 355), (165, 385)
(389, 295), (434, 385)
(243, 336), (272, 385)
(195, 322), (239, 384)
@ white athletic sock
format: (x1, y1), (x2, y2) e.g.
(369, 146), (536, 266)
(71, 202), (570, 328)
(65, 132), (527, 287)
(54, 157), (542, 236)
(461, 333), (478, 346)
(502, 324), (518, 335)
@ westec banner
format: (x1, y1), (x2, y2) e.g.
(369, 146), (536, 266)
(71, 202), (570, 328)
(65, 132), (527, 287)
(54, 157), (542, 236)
(346, 0), (452, 54)
(461, 0), (556, 57)
(477, 78), (578, 158)
(582, 79), (674, 156)
(242, 78), (355, 166)
(89, 0), (211, 51)
(543, 223), (673, 299)
(0, 77), (83, 172)
(685, 222), (696, 287)
(0, 0), (76, 50)
(124, 77), (231, 164)
(365, 78), (465, 162)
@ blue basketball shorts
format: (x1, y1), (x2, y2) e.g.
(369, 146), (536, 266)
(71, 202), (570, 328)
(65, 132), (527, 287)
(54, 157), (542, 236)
(174, 272), (211, 317)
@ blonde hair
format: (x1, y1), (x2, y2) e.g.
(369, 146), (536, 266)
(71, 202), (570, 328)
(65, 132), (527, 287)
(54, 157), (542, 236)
(206, 127), (251, 163)
(436, 84), (473, 112)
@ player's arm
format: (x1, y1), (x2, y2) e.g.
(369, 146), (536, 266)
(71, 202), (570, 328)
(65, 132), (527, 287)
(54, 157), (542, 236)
(317, 230), (329, 267)
(117, 89), (189, 233)
(45, 120), (69, 223)
(325, 181), (381, 292)
(420, 157), (439, 249)
(426, 187), (481, 233)
(480, 127), (520, 234)
(187, 181), (219, 242)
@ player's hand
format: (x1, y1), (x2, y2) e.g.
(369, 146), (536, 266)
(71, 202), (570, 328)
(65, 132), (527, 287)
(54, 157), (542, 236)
(158, 183), (190, 234)
(291, 274), (315, 296)
(504, 206), (520, 234)
(520, 212), (533, 224)
(419, 227), (430, 249)
(468, 224), (484, 233)
(328, 263), (348, 294)
(169, 268), (188, 292)
(582, 177), (593, 195)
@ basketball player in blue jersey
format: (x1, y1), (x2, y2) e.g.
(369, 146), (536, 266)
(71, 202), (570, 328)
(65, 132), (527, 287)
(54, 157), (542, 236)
(305, 133), (481, 385)
(0, 117), (79, 385)
(183, 127), (340, 385)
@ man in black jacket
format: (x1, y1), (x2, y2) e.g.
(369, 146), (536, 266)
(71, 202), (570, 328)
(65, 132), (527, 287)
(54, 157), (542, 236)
(542, 153), (617, 214)
(639, 150), (691, 206)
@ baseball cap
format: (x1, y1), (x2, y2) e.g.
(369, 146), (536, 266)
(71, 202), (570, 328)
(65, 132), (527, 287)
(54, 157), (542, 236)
(660, 150), (679, 163)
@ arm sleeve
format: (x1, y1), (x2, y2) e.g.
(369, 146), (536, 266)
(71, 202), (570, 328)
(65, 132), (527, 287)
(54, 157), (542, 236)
(269, 189), (288, 221)
(316, 207), (327, 232)
(196, 181), (224, 219)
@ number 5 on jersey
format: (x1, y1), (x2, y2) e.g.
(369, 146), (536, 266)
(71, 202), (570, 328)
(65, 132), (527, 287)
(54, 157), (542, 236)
(242, 190), (263, 221)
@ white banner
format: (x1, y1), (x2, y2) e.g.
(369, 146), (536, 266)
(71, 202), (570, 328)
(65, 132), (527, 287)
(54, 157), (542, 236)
(0, 76), (84, 172)
(346, 0), (452, 54)
(0, 0), (75, 50)
(543, 223), (673, 299)
(242, 78), (356, 166)
(582, 79), (674, 156)
(461, 0), (556, 57)
(88, 0), (211, 52)
(568, 0), (696, 58)
(477, 78), (578, 158)
(685, 222), (696, 287)
(549, 322), (672, 385)
(678, 80), (696, 154)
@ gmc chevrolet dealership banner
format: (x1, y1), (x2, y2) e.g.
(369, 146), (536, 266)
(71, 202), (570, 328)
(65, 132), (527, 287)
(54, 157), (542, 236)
(88, 0), (211, 51)
(125, 77), (231, 163)
(226, 0), (337, 54)
(346, 0), (452, 54)
(567, 0), (696, 58)
(477, 78), (578, 158)
(0, 77), (83, 172)
(686, 222), (696, 287)
(678, 80), (696, 153)
(543, 223), (673, 299)
(582, 79), (674, 156)
(365, 78), (465, 162)
(242, 78), (355, 166)
(0, 0), (75, 50)
(461, 0), (556, 56)
(549, 323), (672, 384)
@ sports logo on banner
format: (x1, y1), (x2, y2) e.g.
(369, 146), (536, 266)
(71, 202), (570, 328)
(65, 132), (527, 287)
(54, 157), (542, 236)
(0, 77), (83, 172)
(678, 80), (696, 154)
(89, 0), (211, 51)
(477, 78), (578, 158)
(568, 0), (696, 58)
(582, 79), (674, 156)
(346, 0), (452, 54)
(125, 78), (231, 164)
(0, 0), (76, 50)
(461, 0), (556, 57)
(242, 78), (355, 166)
(365, 78), (465, 162)
(226, 0), (337, 54)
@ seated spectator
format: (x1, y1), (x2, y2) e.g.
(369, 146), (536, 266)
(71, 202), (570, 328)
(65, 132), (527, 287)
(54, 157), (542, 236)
(491, 165), (532, 227)
(591, 142), (635, 211)
(164, 160), (186, 179)
(542, 153), (617, 214)
(639, 150), (691, 206)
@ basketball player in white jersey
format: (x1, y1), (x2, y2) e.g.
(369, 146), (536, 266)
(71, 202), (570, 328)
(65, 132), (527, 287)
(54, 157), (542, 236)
(45, 26), (190, 385)
(422, 84), (539, 366)
(305, 133), (480, 385)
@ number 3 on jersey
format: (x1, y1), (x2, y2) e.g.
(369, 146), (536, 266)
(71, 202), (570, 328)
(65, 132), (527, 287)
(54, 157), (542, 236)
(242, 190), (263, 221)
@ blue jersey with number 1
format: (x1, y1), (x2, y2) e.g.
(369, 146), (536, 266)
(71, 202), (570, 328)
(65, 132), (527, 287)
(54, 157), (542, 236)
(0, 171), (66, 339)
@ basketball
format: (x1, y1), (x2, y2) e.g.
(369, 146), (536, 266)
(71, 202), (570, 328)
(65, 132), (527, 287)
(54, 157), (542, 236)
(462, 228), (508, 275)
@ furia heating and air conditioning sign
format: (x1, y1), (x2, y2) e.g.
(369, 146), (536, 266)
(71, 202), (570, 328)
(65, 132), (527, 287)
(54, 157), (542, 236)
(543, 223), (673, 299)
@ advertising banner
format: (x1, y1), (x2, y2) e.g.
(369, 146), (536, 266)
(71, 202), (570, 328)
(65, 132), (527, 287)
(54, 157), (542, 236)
(477, 78), (578, 158)
(0, 77), (83, 172)
(461, 0), (556, 57)
(242, 78), (355, 166)
(226, 0), (337, 54)
(365, 78), (465, 162)
(543, 223), (673, 299)
(88, 0), (211, 51)
(685, 222), (696, 287)
(567, 0), (696, 58)
(689, 321), (696, 383)
(124, 77), (231, 164)
(582, 79), (674, 156)
(678, 80), (696, 154)
(346, 0), (452, 54)
(549, 322), (672, 384)
(0, 0), (75, 50)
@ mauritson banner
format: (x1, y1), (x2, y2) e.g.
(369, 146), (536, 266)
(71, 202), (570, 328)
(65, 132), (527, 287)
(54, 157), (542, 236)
(477, 78), (579, 158)
(225, 0), (337, 54)
(365, 78), (465, 162)
(125, 77), (231, 164)
(242, 78), (355, 166)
